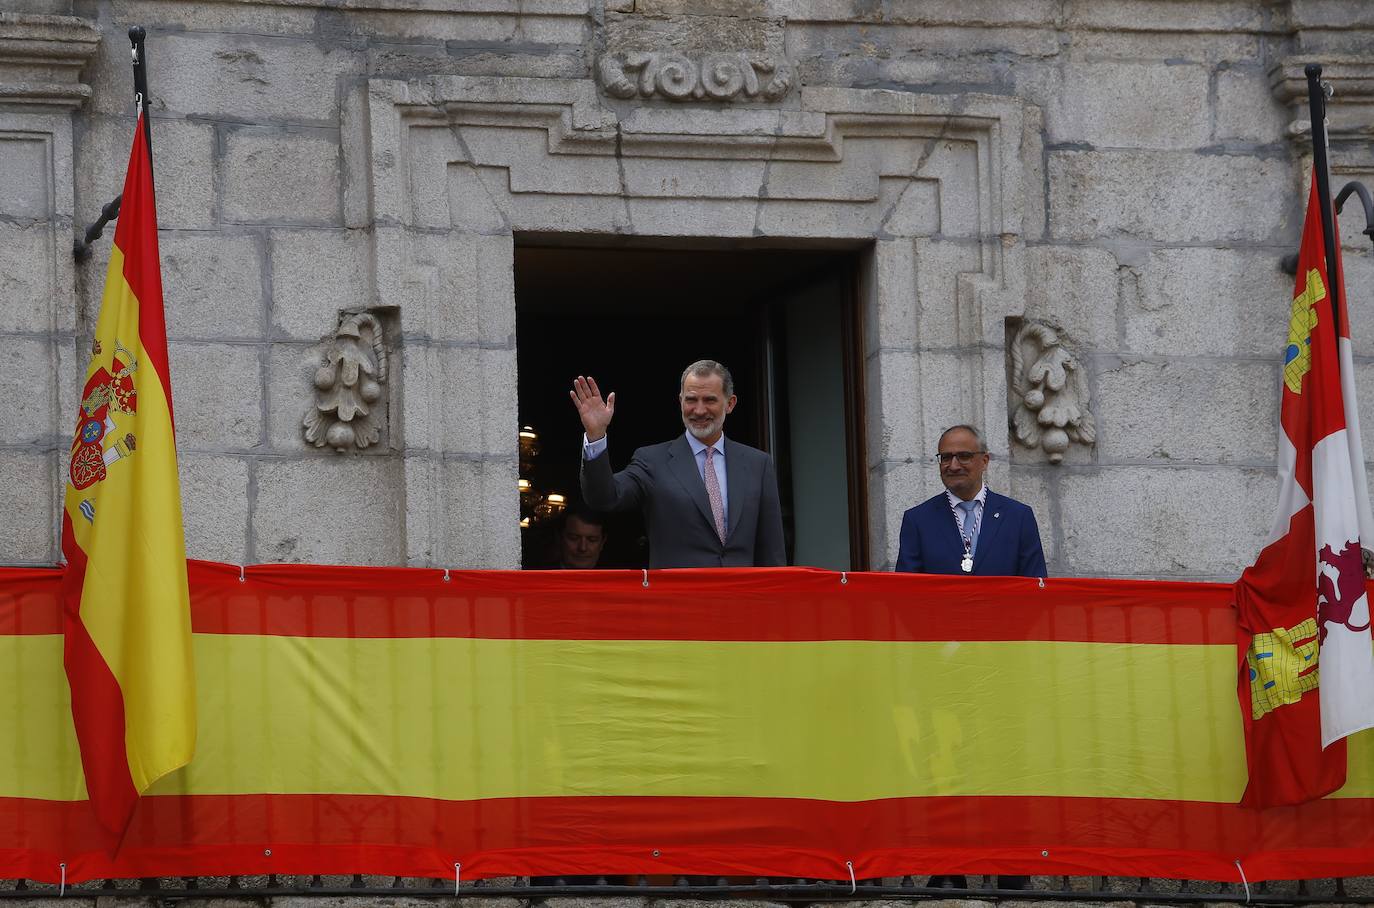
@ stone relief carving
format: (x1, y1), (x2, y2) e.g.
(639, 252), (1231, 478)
(598, 51), (793, 102)
(1009, 321), (1095, 464)
(303, 311), (390, 453)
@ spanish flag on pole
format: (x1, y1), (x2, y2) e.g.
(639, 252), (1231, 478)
(60, 112), (195, 843)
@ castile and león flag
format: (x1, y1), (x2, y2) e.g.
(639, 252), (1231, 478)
(1235, 167), (1374, 807)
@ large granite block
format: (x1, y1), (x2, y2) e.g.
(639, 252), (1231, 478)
(1048, 150), (1289, 243)
(436, 456), (520, 569)
(221, 127), (342, 226)
(910, 237), (985, 350)
(1095, 359), (1279, 464)
(0, 453), (54, 564)
(269, 228), (372, 341)
(178, 453), (250, 563)
(0, 131), (50, 219)
(436, 345), (519, 457)
(1042, 62), (1211, 149)
(870, 238), (917, 351)
(1007, 465), (1058, 568)
(1124, 247), (1290, 357)
(0, 223), (55, 334)
(161, 232), (265, 339)
(167, 342), (264, 451)
(0, 337), (57, 447)
(1025, 244), (1121, 348)
(1059, 466), (1274, 577)
(1064, 28), (1260, 64)
(253, 457), (403, 565)
(1214, 66), (1288, 144)
(93, 32), (359, 122)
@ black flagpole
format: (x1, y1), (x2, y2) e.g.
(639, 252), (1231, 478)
(73, 25), (154, 257)
(129, 25), (153, 184)
(1306, 63), (1341, 334)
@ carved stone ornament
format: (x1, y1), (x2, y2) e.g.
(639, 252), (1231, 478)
(303, 311), (390, 453)
(1009, 321), (1096, 464)
(598, 51), (793, 102)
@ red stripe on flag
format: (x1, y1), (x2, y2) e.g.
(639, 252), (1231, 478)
(0, 568), (62, 635)
(6, 792), (1374, 883)
(114, 113), (174, 427)
(59, 512), (138, 841)
(0, 563), (1243, 643)
(178, 562), (1238, 643)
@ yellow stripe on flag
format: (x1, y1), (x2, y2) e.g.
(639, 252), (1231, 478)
(63, 242), (194, 795)
(7, 633), (1257, 804)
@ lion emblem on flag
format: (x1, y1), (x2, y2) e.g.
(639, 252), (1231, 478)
(1317, 540), (1370, 645)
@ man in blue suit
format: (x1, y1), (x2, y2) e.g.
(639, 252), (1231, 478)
(897, 424), (1043, 892)
(895, 424), (1046, 578)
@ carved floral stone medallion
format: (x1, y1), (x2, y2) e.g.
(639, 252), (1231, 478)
(598, 51), (793, 102)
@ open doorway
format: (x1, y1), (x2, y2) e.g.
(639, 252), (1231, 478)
(514, 240), (868, 571)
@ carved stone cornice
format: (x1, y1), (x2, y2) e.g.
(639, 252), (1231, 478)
(0, 13), (100, 110)
(1269, 56), (1374, 143)
(598, 51), (793, 103)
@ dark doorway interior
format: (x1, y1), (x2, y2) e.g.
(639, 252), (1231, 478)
(514, 242), (866, 571)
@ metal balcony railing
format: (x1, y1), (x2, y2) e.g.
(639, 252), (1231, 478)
(2, 875), (1374, 902)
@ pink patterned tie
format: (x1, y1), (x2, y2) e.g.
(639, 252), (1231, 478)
(703, 446), (726, 543)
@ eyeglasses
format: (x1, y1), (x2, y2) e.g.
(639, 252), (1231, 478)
(935, 450), (987, 465)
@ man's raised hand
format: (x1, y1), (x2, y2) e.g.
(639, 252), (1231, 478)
(570, 375), (615, 442)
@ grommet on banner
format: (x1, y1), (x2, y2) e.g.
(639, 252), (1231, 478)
(1234, 859), (1250, 903)
(642, 569), (649, 588)
(840, 572), (847, 585)
(58, 863), (66, 897)
(845, 860), (855, 894)
(1038, 577), (1045, 589)
(238, 564), (246, 583)
(443, 569), (451, 583)
(454, 862), (461, 895)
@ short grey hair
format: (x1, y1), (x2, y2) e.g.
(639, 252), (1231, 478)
(939, 424), (987, 452)
(680, 360), (734, 398)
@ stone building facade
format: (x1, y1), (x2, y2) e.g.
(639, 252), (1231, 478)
(3, 0), (1374, 580)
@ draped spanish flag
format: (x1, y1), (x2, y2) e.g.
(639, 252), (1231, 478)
(8, 565), (1374, 882)
(60, 112), (195, 843)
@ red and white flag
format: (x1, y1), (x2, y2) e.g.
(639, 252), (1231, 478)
(1234, 170), (1374, 808)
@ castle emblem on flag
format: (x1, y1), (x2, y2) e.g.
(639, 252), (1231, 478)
(69, 341), (139, 493)
(1248, 617), (1320, 719)
(1284, 268), (1325, 394)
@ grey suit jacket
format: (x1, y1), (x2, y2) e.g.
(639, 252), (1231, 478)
(581, 434), (786, 568)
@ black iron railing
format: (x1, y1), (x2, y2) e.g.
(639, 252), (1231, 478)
(2, 875), (1372, 902)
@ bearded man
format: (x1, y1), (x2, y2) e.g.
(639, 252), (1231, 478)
(572, 359), (785, 568)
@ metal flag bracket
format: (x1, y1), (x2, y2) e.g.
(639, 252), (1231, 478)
(75, 26), (152, 260)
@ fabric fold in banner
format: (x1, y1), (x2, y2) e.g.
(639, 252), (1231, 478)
(1234, 171), (1374, 808)
(7, 564), (1374, 882)
(59, 112), (196, 843)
